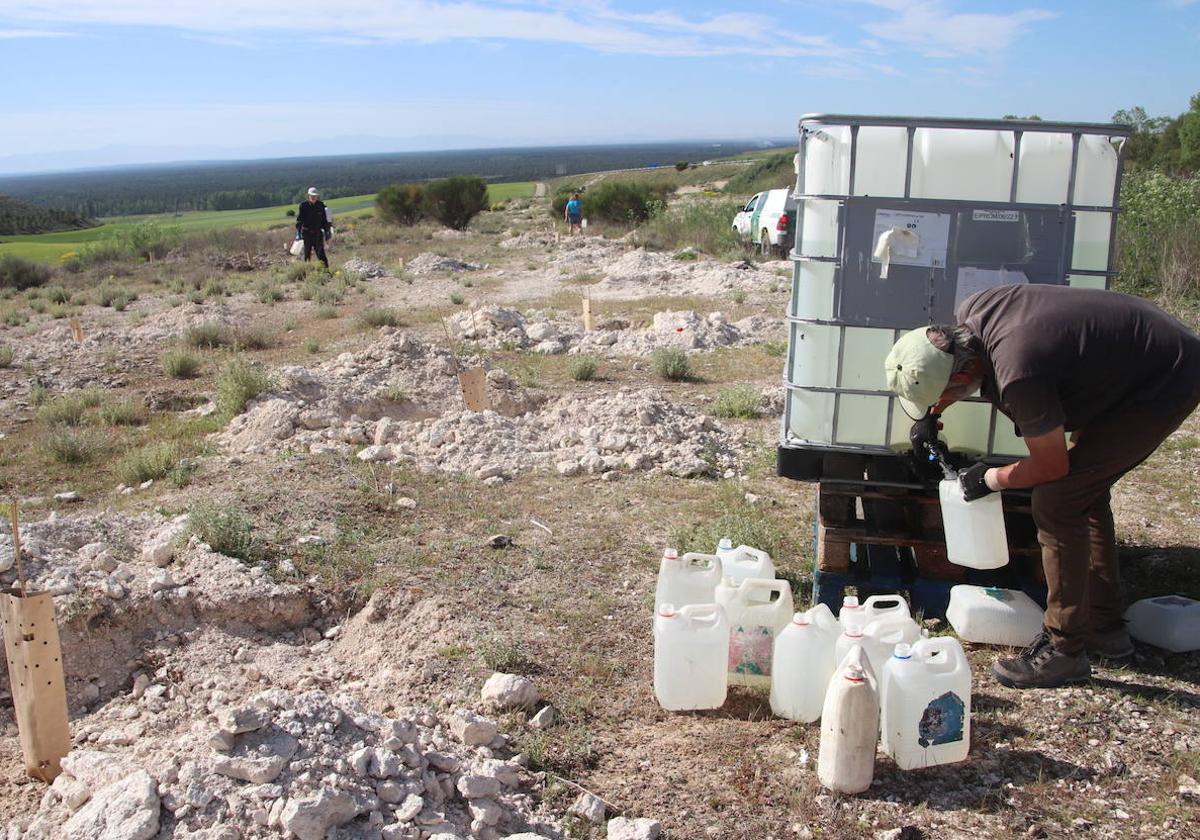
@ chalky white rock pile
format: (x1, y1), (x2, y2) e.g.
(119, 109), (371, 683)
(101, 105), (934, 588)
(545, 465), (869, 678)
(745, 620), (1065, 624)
(405, 254), (485, 275)
(342, 258), (391, 279)
(11, 689), (562, 840)
(448, 307), (783, 357)
(215, 331), (745, 482)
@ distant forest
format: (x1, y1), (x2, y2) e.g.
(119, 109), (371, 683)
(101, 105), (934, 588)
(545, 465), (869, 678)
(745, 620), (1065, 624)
(0, 193), (96, 236)
(0, 141), (772, 218)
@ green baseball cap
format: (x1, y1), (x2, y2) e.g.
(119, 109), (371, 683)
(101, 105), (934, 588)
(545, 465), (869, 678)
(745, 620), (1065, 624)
(884, 327), (954, 418)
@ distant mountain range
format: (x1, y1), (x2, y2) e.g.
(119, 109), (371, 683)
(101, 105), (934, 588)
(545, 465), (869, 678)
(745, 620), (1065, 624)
(0, 134), (791, 177)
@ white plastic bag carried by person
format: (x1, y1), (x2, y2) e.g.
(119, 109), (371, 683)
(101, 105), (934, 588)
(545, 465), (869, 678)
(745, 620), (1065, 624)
(289, 238), (304, 257)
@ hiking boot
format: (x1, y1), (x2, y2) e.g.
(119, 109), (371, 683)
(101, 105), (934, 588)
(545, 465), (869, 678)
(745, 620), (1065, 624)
(992, 630), (1091, 689)
(1087, 624), (1135, 663)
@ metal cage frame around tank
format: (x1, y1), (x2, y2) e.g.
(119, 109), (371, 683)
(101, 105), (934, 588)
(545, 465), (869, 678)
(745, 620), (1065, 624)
(781, 113), (1133, 466)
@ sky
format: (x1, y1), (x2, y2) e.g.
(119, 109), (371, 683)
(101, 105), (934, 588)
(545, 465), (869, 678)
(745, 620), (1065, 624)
(2, 0), (1199, 173)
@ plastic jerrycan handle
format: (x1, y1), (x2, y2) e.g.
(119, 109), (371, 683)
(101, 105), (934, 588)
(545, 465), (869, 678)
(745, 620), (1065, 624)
(731, 545), (770, 567)
(862, 595), (910, 622)
(680, 552), (718, 572)
(807, 602), (838, 631)
(679, 603), (722, 627)
(916, 636), (965, 674)
(738, 577), (791, 604)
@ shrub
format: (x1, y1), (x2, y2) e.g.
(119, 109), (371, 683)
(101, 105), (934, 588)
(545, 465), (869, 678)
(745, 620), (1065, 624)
(711, 384), (762, 419)
(118, 441), (180, 485)
(1, 307), (28, 326)
(675, 160), (690, 171)
(635, 199), (743, 258)
(162, 348), (202, 379)
(724, 151), (794, 196)
(357, 306), (403, 328)
(304, 337), (320, 354)
(39, 394), (86, 426)
(43, 285), (69, 304)
(315, 304), (338, 319)
(449, 292), (465, 306)
(568, 354), (599, 381)
(184, 323), (229, 349)
(188, 500), (265, 564)
(670, 482), (784, 558)
(0, 254), (51, 290)
(731, 289), (747, 305)
(98, 398), (145, 426)
(78, 388), (106, 408)
(216, 357), (270, 417)
(376, 183), (426, 225)
(652, 347), (691, 381)
(1116, 172), (1200, 301)
(0, 346), (12, 367)
(255, 280), (284, 304)
(587, 180), (672, 225)
(29, 381), (48, 406)
(551, 184), (585, 218)
(232, 325), (276, 351)
(96, 283), (136, 309)
(203, 278), (228, 298)
(286, 262), (313, 283)
(42, 428), (103, 464)
(423, 176), (489, 230)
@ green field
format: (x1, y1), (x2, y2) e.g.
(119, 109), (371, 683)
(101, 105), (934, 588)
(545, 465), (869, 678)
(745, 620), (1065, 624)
(0, 181), (535, 262)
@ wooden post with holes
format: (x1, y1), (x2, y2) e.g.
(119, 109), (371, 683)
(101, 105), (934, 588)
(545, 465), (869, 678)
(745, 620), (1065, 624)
(1, 501), (70, 782)
(582, 295), (594, 332)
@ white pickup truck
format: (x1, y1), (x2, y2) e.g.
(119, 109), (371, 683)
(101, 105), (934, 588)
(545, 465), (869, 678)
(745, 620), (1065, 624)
(732, 188), (797, 258)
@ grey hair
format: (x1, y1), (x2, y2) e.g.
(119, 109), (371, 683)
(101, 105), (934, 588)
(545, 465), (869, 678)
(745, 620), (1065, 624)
(927, 325), (978, 376)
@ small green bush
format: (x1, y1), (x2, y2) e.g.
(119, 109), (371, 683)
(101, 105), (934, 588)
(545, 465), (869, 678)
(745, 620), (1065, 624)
(376, 183), (426, 226)
(303, 337), (320, 354)
(652, 347), (691, 381)
(449, 292), (465, 306)
(357, 307), (402, 328)
(216, 357), (270, 416)
(98, 398), (144, 426)
(95, 283), (136, 309)
(184, 323), (229, 349)
(188, 500), (265, 564)
(568, 354), (599, 381)
(423, 176), (489, 230)
(203, 278), (227, 299)
(635, 199), (743, 258)
(118, 441), (180, 485)
(711, 384), (762, 419)
(0, 346), (12, 368)
(78, 388), (105, 408)
(42, 428), (103, 464)
(586, 180), (673, 225)
(0, 254), (51, 290)
(29, 381), (48, 406)
(39, 394), (87, 426)
(286, 262), (313, 283)
(731, 289), (747, 305)
(43, 285), (69, 304)
(670, 482), (784, 558)
(255, 280), (284, 304)
(162, 348), (202, 379)
(1, 307), (28, 327)
(315, 304), (338, 319)
(232, 326), (275, 351)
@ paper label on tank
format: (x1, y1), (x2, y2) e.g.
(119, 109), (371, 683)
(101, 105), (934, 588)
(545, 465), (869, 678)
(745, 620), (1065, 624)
(918, 691), (965, 747)
(728, 624), (775, 677)
(972, 209), (1020, 222)
(871, 210), (950, 268)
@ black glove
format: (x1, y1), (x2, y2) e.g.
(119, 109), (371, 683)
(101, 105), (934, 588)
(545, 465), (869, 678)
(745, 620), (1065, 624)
(909, 411), (943, 455)
(324, 229), (331, 242)
(959, 462), (993, 502)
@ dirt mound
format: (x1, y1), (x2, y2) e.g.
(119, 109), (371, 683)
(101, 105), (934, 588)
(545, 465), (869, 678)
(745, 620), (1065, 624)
(342, 257), (390, 279)
(406, 253), (485, 275)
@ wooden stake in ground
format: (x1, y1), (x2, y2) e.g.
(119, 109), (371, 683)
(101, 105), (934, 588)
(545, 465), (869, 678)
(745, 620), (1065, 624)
(1, 500), (71, 783)
(440, 316), (490, 413)
(68, 318), (84, 344)
(582, 292), (594, 332)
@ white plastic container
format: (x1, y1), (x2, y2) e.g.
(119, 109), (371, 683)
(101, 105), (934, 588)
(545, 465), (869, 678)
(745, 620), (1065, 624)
(654, 548), (722, 611)
(770, 604), (841, 722)
(818, 644), (879, 794)
(653, 603), (730, 711)
(946, 585), (1044, 647)
(880, 637), (971, 769)
(858, 596), (922, 676)
(714, 540), (775, 586)
(1125, 596), (1200, 653)
(715, 577), (794, 687)
(939, 478), (1009, 569)
(838, 595), (862, 627)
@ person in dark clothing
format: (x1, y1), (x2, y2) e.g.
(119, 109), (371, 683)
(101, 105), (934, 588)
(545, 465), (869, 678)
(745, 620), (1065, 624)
(295, 187), (332, 267)
(884, 283), (1200, 689)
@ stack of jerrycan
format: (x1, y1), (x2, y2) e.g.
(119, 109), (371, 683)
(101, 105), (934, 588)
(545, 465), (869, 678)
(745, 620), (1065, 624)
(716, 575), (793, 688)
(834, 595), (922, 678)
(880, 637), (972, 768)
(653, 547), (727, 711)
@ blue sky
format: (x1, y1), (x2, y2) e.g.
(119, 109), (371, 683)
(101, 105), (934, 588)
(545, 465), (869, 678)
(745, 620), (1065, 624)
(2, 0), (1199, 172)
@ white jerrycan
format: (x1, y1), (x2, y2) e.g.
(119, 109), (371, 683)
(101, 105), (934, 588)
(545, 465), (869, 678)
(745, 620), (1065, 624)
(715, 577), (793, 687)
(880, 637), (972, 769)
(834, 604), (868, 673)
(655, 548), (722, 611)
(838, 595), (862, 627)
(770, 604), (841, 722)
(818, 644), (879, 794)
(717, 542), (776, 586)
(859, 596), (922, 676)
(1125, 596), (1200, 652)
(946, 585), (1044, 647)
(939, 478), (1009, 569)
(653, 603), (730, 711)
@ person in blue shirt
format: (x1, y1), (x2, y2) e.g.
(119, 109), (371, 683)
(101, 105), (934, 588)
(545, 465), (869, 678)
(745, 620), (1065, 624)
(564, 192), (583, 236)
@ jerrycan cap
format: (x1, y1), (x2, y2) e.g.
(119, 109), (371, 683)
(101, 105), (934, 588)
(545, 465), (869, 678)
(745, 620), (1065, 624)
(791, 611), (810, 626)
(717, 537), (733, 551)
(662, 547), (679, 562)
(842, 595), (860, 610)
(657, 603), (677, 618)
(844, 663), (866, 682)
(892, 642), (913, 659)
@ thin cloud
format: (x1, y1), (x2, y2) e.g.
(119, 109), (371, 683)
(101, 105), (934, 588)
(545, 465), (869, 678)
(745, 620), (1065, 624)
(0, 1), (853, 58)
(0, 27), (75, 38)
(855, 0), (1055, 57)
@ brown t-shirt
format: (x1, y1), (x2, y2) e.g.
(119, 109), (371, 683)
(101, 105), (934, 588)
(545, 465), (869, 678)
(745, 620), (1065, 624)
(956, 284), (1200, 436)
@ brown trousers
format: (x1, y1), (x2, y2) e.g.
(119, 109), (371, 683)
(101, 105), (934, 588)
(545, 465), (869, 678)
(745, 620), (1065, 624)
(1032, 376), (1200, 654)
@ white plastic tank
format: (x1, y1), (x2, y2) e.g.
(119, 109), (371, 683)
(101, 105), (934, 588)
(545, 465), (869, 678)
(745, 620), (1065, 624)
(880, 637), (971, 769)
(1124, 596), (1200, 653)
(653, 603), (730, 711)
(770, 604), (841, 722)
(852, 125), (909, 197)
(803, 125), (851, 196)
(818, 644), (878, 794)
(946, 585), (1044, 647)
(715, 577), (794, 687)
(1015, 132), (1073, 204)
(836, 595), (922, 677)
(654, 548), (722, 611)
(939, 478), (1009, 569)
(714, 540), (775, 586)
(910, 128), (1014, 201)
